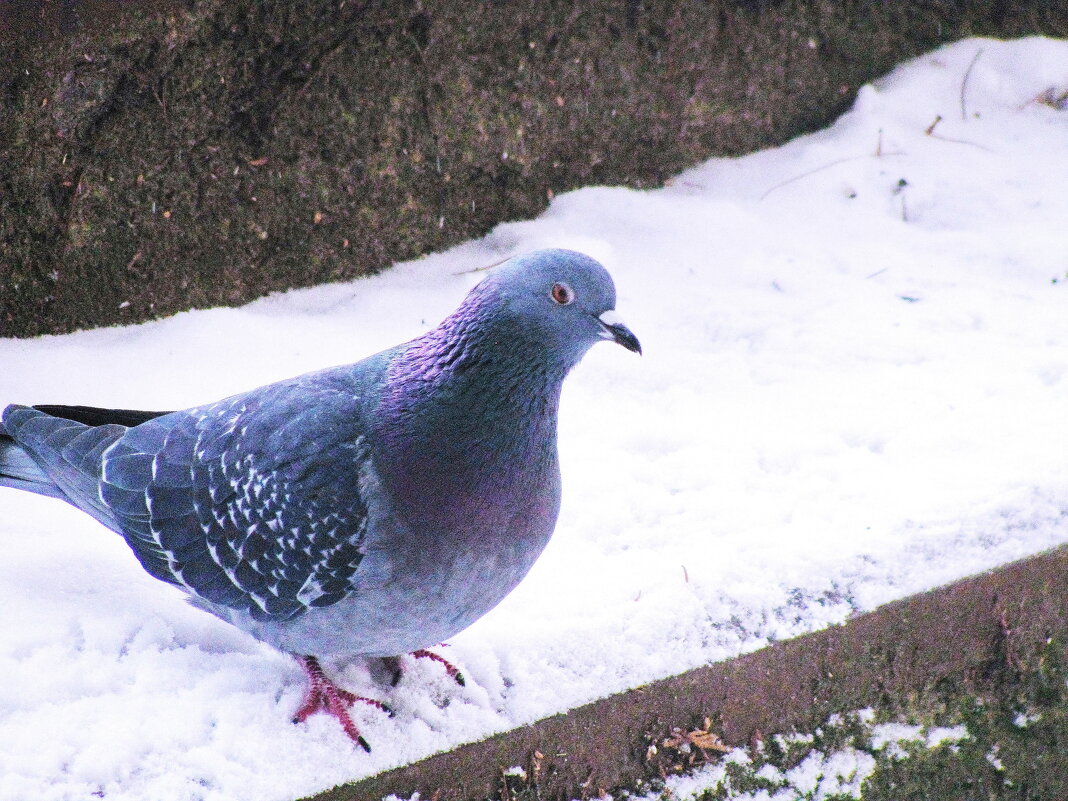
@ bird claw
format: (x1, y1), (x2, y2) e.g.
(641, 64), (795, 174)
(410, 648), (466, 686)
(294, 655), (388, 750)
(385, 646), (466, 686)
(293, 647), (461, 747)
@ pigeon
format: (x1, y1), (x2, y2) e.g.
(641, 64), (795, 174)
(0, 248), (640, 749)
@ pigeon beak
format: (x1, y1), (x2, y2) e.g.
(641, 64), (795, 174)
(597, 310), (642, 355)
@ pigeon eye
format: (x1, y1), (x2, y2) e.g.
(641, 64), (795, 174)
(550, 282), (574, 305)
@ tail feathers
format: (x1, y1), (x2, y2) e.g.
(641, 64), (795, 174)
(0, 435), (66, 499)
(1, 405), (128, 529)
(0, 402), (170, 502)
(32, 404), (171, 428)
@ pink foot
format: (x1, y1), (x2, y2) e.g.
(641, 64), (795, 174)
(385, 645), (466, 687)
(293, 655), (392, 751)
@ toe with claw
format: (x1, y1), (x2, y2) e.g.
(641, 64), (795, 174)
(384, 645), (466, 687)
(293, 655), (392, 751)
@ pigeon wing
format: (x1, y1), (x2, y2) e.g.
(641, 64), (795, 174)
(99, 380), (373, 622)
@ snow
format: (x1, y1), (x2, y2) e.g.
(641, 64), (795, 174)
(2, 35), (1068, 801)
(626, 711), (977, 801)
(785, 749), (875, 798)
(869, 722), (924, 753)
(626, 746), (880, 801)
(925, 725), (971, 749)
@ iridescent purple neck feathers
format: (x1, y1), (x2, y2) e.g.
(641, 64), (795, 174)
(372, 277), (568, 528)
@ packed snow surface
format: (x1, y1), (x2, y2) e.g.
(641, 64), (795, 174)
(2, 36), (1067, 801)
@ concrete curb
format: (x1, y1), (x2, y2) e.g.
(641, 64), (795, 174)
(307, 544), (1068, 800)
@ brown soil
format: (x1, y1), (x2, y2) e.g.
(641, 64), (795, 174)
(4, 1), (1067, 337)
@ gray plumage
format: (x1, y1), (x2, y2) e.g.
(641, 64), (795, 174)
(0, 249), (640, 665)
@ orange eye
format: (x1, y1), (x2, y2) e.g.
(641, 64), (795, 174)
(550, 282), (574, 305)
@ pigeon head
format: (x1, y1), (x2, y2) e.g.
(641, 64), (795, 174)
(389, 249), (639, 412)
(477, 249), (641, 367)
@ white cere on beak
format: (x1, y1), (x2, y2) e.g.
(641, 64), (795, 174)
(598, 309), (628, 338)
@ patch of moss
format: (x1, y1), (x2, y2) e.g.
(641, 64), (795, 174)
(616, 637), (1068, 801)
(863, 640), (1068, 801)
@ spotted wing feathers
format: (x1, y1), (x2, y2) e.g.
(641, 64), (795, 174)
(3, 381), (371, 622)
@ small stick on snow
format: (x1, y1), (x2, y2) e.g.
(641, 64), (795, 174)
(928, 134), (994, 152)
(457, 256), (511, 275)
(759, 152), (905, 201)
(960, 47), (985, 121)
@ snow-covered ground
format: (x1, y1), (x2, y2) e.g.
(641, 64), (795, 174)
(2, 36), (1067, 801)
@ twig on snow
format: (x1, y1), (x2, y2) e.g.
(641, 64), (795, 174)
(960, 47), (984, 121)
(759, 151), (904, 201)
